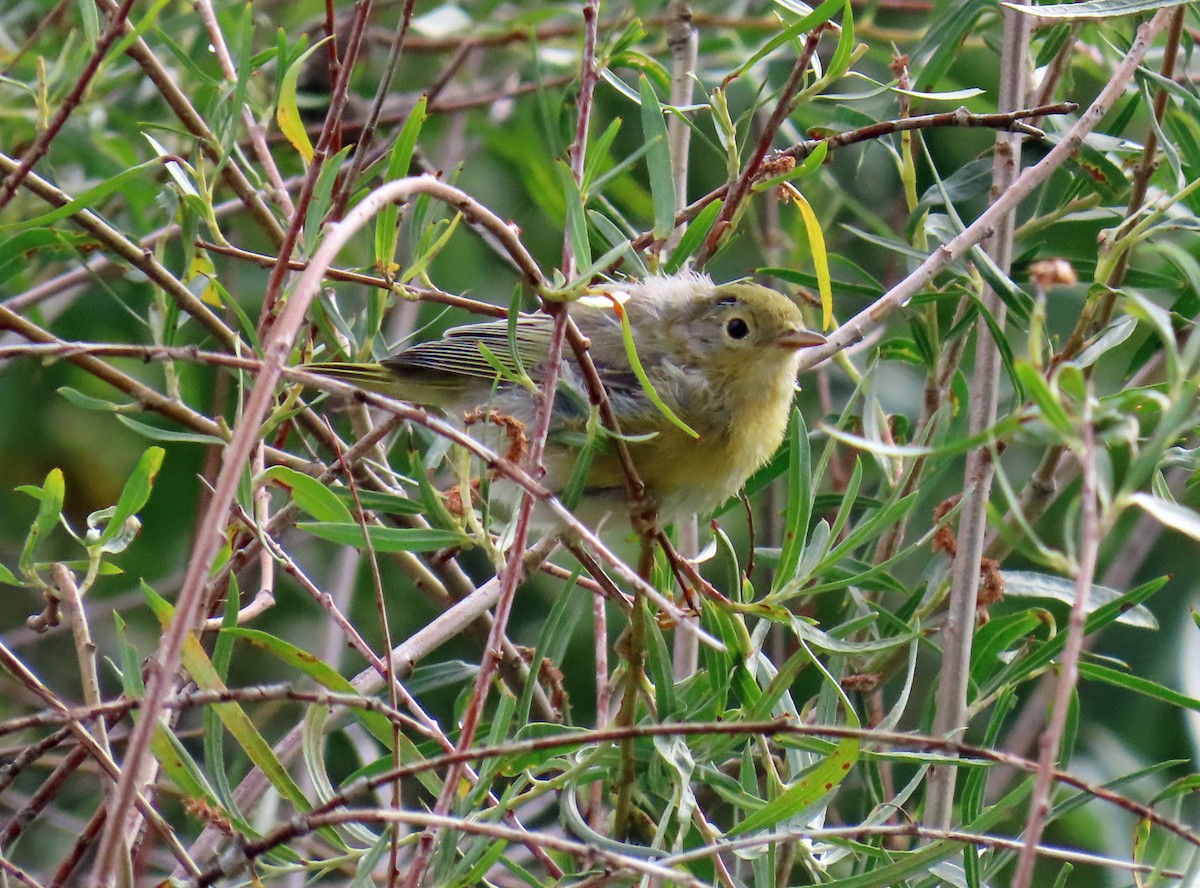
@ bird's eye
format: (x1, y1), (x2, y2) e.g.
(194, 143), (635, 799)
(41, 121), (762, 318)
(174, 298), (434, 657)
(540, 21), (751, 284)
(726, 317), (750, 340)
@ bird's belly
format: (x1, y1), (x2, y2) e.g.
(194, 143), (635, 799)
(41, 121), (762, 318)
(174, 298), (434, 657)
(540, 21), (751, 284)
(546, 416), (786, 522)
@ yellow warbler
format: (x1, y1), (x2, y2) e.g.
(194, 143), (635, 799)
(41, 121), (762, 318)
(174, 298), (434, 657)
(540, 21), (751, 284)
(309, 272), (825, 521)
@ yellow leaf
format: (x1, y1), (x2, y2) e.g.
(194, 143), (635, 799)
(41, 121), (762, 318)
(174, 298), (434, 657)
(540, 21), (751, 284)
(276, 37), (331, 164)
(781, 182), (833, 331)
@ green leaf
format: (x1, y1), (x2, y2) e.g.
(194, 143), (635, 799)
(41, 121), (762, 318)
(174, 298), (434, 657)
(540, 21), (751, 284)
(664, 199), (723, 274)
(19, 468), (64, 574)
(558, 160), (591, 269)
(331, 488), (424, 517)
(638, 76), (675, 240)
(116, 414), (225, 445)
(780, 186), (833, 329)
(1079, 661), (1200, 712)
(400, 212), (462, 285)
(725, 0), (846, 83)
(1002, 570), (1158, 629)
(304, 144), (353, 249)
(730, 643), (860, 836)
(613, 298), (698, 439)
(297, 522), (466, 551)
(375, 95), (428, 269)
(774, 410), (813, 593)
(143, 585), (316, 816)
(261, 466), (354, 524)
(95, 447), (164, 547)
(1003, 0), (1191, 18)
(1015, 362), (1075, 438)
(824, 0), (856, 81)
(1128, 492), (1200, 542)
(57, 387), (128, 412)
(0, 160), (168, 231)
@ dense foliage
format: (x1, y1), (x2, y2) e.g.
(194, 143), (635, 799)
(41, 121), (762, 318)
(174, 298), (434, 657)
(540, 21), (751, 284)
(0, 0), (1198, 885)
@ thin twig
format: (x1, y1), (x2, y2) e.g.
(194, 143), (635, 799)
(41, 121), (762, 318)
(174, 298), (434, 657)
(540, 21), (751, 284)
(0, 150), (241, 350)
(790, 11), (1174, 375)
(331, 0), (418, 220)
(0, 0), (138, 212)
(185, 717), (1199, 888)
(192, 0), (294, 217)
(924, 0), (1032, 830)
(1011, 393), (1100, 888)
(87, 0), (285, 243)
(634, 102), (1077, 257)
(695, 27), (824, 266)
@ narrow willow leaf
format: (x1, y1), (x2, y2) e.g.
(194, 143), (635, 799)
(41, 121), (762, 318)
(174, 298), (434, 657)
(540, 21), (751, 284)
(1003, 0), (1190, 18)
(94, 447), (163, 547)
(558, 160), (591, 269)
(730, 644), (860, 836)
(116, 414), (224, 445)
(779, 184), (833, 329)
(375, 94), (428, 269)
(1079, 661), (1200, 712)
(1015, 362), (1075, 438)
(19, 468), (64, 574)
(825, 0), (856, 81)
(261, 466), (354, 524)
(0, 159), (166, 231)
(298, 522), (466, 551)
(726, 0), (845, 83)
(304, 144), (353, 250)
(142, 584), (315, 814)
(225, 629), (395, 737)
(276, 36), (330, 163)
(588, 210), (649, 278)
(1128, 492), (1200, 541)
(773, 410), (812, 592)
(1002, 570), (1158, 628)
(55, 387), (127, 412)
(400, 212), (462, 285)
(664, 199), (723, 274)
(638, 76), (676, 240)
(612, 299), (699, 438)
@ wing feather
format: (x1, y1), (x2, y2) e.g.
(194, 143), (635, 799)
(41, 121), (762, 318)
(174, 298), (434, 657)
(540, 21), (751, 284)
(384, 316), (555, 380)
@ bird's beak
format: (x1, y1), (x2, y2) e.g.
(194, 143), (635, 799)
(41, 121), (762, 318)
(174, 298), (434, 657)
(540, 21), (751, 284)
(778, 328), (827, 350)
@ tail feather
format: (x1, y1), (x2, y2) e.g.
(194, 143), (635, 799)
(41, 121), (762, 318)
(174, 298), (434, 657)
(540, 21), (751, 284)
(305, 362), (396, 391)
(304, 361), (462, 408)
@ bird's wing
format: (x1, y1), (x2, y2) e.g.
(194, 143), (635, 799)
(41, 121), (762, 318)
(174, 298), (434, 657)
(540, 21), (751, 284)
(382, 316), (555, 381)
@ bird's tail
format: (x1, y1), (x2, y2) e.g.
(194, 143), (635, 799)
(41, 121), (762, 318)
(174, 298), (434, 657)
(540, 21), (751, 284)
(303, 361), (396, 393)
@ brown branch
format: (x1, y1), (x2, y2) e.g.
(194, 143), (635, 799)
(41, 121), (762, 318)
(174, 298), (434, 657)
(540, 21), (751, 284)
(1011, 399), (1101, 888)
(87, 0), (285, 244)
(780, 102), (1078, 161)
(257, 0), (373, 326)
(188, 718), (1199, 885)
(196, 239), (509, 319)
(0, 151), (241, 351)
(925, 0), (1033, 830)
(331, 0), (419, 220)
(0, 0), (138, 212)
(632, 102), (1078, 256)
(695, 26), (825, 266)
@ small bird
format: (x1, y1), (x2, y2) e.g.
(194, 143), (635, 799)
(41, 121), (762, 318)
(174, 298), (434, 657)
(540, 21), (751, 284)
(309, 272), (825, 522)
